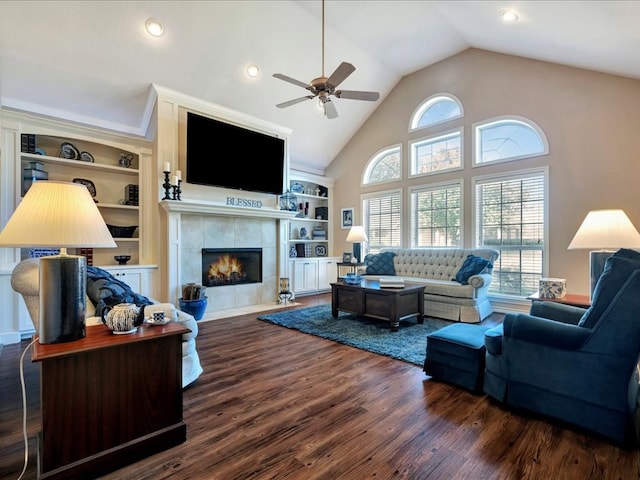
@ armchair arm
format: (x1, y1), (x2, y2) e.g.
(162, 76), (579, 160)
(529, 301), (586, 325)
(503, 313), (591, 349)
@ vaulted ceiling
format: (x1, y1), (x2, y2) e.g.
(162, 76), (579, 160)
(1, 1), (638, 173)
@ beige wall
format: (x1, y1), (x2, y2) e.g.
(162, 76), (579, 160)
(326, 48), (640, 296)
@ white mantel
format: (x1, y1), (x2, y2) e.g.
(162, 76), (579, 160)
(160, 200), (297, 220)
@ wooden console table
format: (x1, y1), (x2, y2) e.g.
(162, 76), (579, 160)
(32, 322), (189, 479)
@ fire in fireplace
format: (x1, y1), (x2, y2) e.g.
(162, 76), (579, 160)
(202, 248), (262, 287)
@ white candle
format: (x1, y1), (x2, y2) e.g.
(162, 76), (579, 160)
(176, 170), (182, 181)
(172, 175), (179, 185)
(163, 162), (170, 172)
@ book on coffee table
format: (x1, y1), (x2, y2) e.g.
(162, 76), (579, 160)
(378, 276), (405, 288)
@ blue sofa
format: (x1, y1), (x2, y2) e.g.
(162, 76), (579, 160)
(484, 248), (640, 445)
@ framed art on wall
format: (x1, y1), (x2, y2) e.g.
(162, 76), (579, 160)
(341, 207), (354, 229)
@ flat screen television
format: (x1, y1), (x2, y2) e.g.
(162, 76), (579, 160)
(186, 111), (286, 195)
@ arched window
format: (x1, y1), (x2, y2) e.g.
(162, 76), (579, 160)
(410, 94), (463, 131)
(474, 116), (548, 165)
(363, 145), (402, 185)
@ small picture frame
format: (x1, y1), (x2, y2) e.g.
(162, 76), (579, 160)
(342, 252), (352, 263)
(341, 207), (354, 229)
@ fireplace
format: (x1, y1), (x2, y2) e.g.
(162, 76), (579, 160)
(202, 248), (262, 287)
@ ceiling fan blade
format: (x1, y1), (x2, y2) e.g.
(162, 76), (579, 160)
(326, 62), (355, 88)
(335, 90), (380, 101)
(276, 96), (315, 108)
(273, 73), (311, 90)
(324, 99), (338, 119)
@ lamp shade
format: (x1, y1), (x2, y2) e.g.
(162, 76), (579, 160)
(0, 181), (116, 248)
(346, 225), (368, 243)
(567, 209), (640, 250)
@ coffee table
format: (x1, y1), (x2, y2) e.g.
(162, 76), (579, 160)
(331, 279), (425, 332)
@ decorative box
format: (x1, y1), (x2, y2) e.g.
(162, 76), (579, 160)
(538, 277), (567, 298)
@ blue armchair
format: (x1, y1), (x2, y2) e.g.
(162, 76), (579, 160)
(484, 248), (640, 445)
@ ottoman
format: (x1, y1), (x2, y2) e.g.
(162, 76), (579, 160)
(424, 323), (490, 393)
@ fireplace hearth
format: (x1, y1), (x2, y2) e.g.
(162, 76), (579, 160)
(202, 248), (262, 287)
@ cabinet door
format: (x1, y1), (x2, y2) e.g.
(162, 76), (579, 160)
(318, 258), (338, 291)
(292, 260), (318, 293)
(104, 268), (143, 293)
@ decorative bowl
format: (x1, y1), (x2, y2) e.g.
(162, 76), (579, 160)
(107, 224), (138, 238)
(114, 255), (131, 265)
(343, 274), (363, 285)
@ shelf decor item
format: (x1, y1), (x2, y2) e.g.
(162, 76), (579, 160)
(59, 141), (80, 160)
(0, 181), (116, 344)
(279, 191), (298, 211)
(22, 162), (48, 195)
(72, 178), (97, 202)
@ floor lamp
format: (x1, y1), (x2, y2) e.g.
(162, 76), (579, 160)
(568, 209), (640, 297)
(346, 226), (368, 263)
(0, 181), (116, 343)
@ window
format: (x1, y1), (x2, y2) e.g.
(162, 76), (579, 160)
(410, 129), (463, 177)
(410, 181), (462, 247)
(410, 94), (463, 131)
(474, 169), (547, 297)
(363, 189), (402, 255)
(474, 116), (548, 165)
(363, 145), (402, 185)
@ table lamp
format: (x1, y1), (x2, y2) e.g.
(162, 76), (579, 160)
(568, 209), (640, 296)
(346, 225), (368, 263)
(0, 181), (116, 343)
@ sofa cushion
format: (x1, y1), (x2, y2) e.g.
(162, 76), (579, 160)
(364, 251), (396, 275)
(578, 248), (640, 328)
(86, 266), (153, 317)
(454, 255), (492, 285)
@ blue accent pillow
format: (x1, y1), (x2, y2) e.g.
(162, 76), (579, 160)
(86, 266), (153, 317)
(364, 252), (396, 275)
(454, 255), (492, 285)
(578, 248), (640, 328)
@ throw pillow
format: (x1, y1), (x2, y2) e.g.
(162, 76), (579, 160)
(454, 255), (492, 285)
(578, 248), (640, 328)
(86, 266), (153, 318)
(364, 252), (396, 275)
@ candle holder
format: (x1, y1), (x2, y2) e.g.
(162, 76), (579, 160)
(177, 179), (182, 201)
(162, 171), (172, 200)
(172, 184), (179, 201)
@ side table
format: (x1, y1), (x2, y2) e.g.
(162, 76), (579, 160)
(527, 291), (591, 308)
(32, 322), (189, 479)
(336, 262), (365, 281)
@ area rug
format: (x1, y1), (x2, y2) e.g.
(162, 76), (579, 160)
(257, 304), (453, 366)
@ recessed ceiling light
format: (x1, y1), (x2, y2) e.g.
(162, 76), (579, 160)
(246, 65), (260, 78)
(145, 18), (164, 37)
(499, 9), (518, 22)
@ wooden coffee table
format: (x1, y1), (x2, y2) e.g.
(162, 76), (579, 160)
(331, 279), (425, 332)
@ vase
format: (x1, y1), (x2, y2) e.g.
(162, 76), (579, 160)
(179, 297), (208, 321)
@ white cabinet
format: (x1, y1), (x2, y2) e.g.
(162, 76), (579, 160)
(318, 257), (339, 290)
(290, 257), (340, 295)
(291, 259), (319, 294)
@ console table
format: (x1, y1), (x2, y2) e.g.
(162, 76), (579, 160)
(32, 322), (189, 479)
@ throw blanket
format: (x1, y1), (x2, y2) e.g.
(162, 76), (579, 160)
(86, 266), (153, 317)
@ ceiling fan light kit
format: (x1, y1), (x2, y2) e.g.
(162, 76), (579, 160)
(273, 0), (380, 119)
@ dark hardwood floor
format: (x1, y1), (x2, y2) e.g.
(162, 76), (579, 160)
(1, 293), (638, 479)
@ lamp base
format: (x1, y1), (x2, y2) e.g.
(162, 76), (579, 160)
(353, 243), (362, 263)
(39, 254), (87, 344)
(589, 250), (615, 297)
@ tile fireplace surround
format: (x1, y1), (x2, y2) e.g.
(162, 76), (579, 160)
(161, 201), (296, 320)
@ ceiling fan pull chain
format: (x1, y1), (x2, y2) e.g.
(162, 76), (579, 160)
(321, 0), (325, 77)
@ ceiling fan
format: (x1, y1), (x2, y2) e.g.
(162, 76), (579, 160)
(273, 0), (380, 119)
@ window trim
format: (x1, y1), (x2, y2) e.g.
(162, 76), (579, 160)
(362, 143), (403, 186)
(472, 115), (549, 167)
(409, 93), (464, 132)
(409, 127), (464, 179)
(472, 166), (550, 299)
(409, 179), (464, 249)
